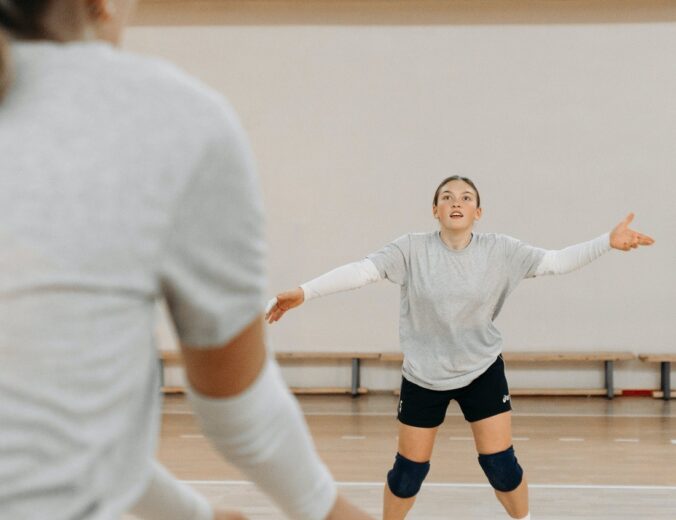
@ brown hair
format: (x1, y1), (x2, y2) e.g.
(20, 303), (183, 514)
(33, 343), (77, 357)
(433, 175), (481, 208)
(0, 0), (52, 101)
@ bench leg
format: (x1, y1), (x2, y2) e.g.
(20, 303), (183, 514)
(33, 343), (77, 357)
(604, 360), (614, 399)
(351, 358), (361, 398)
(661, 361), (671, 401)
(158, 359), (165, 390)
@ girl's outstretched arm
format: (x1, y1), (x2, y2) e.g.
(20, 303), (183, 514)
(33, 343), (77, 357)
(534, 213), (654, 277)
(265, 259), (382, 323)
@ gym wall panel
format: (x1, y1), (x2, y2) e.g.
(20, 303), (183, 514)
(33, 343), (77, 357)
(134, 1), (675, 390)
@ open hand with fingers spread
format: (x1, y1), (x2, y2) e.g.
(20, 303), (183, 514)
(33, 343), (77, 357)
(265, 287), (305, 323)
(609, 213), (655, 252)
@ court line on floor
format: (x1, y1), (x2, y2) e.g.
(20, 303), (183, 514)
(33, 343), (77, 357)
(180, 480), (676, 491)
(301, 411), (676, 419)
(164, 410), (675, 419)
(177, 434), (664, 443)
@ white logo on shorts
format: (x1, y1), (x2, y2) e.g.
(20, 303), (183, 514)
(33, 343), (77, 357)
(502, 394), (511, 403)
(398, 400), (403, 414)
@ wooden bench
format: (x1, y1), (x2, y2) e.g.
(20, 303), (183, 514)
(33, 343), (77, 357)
(158, 350), (380, 397)
(381, 351), (636, 399)
(275, 352), (380, 396)
(638, 354), (676, 401)
(159, 350), (636, 399)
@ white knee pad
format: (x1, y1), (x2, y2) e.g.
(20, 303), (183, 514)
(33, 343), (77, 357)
(188, 357), (337, 520)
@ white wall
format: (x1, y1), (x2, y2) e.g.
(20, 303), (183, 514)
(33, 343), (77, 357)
(133, 3), (676, 391)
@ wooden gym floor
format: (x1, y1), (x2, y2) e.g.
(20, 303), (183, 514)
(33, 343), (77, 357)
(126, 393), (676, 519)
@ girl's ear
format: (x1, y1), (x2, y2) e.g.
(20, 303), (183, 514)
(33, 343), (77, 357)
(87, 0), (116, 21)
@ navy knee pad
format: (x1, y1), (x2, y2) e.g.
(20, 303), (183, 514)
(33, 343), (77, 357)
(386, 452), (430, 498)
(478, 445), (523, 492)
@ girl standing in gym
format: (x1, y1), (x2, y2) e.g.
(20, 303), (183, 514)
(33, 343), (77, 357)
(266, 175), (654, 520)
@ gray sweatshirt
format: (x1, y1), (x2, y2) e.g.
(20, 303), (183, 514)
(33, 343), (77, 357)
(367, 232), (546, 390)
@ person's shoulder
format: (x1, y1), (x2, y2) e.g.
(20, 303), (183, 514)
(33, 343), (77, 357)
(93, 45), (241, 142)
(472, 233), (518, 253)
(475, 232), (518, 244)
(394, 231), (433, 245)
(376, 232), (421, 253)
(32, 41), (239, 135)
(399, 231), (439, 252)
(409, 231), (437, 242)
(9, 40), (236, 138)
(103, 47), (253, 188)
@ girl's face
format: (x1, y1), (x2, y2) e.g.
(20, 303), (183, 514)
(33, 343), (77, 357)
(432, 180), (482, 233)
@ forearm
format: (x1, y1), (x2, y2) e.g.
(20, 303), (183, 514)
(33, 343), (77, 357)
(130, 461), (212, 520)
(188, 357), (337, 520)
(182, 318), (337, 519)
(534, 232), (611, 276)
(300, 259), (382, 301)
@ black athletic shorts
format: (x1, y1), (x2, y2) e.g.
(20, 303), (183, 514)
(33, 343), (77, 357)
(397, 355), (511, 427)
